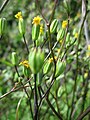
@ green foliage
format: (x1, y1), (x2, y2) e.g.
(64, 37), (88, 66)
(0, 0), (90, 120)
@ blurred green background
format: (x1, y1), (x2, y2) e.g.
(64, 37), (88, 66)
(0, 0), (90, 120)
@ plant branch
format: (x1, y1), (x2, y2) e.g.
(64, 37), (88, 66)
(0, 84), (29, 100)
(0, 0), (10, 14)
(35, 0), (48, 24)
(69, 9), (88, 120)
(40, 86), (63, 120)
(49, 0), (58, 25)
(34, 74), (38, 120)
(14, 65), (30, 98)
(76, 106), (90, 120)
(23, 34), (29, 54)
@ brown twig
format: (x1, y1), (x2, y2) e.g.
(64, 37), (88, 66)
(40, 86), (63, 120)
(0, 0), (10, 14)
(76, 106), (90, 120)
(0, 85), (29, 100)
(35, 0), (48, 24)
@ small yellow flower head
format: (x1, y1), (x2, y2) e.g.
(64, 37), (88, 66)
(86, 45), (90, 57)
(15, 12), (23, 20)
(74, 33), (78, 39)
(59, 39), (63, 44)
(40, 24), (43, 34)
(86, 52), (90, 57)
(62, 20), (68, 29)
(32, 16), (42, 25)
(56, 49), (60, 54)
(48, 57), (57, 63)
(49, 58), (53, 63)
(19, 60), (30, 68)
(84, 72), (88, 79)
(88, 45), (90, 51)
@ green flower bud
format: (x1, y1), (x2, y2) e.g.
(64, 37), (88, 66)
(18, 18), (25, 35)
(32, 24), (40, 41)
(57, 28), (65, 41)
(66, 32), (70, 43)
(11, 52), (18, 66)
(23, 66), (31, 77)
(28, 48), (44, 74)
(0, 18), (6, 36)
(36, 35), (44, 47)
(43, 60), (52, 74)
(55, 60), (66, 77)
(56, 20), (62, 32)
(50, 19), (58, 33)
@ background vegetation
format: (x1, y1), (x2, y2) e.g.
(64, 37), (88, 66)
(0, 0), (90, 120)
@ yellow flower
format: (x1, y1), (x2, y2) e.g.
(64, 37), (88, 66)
(86, 52), (90, 57)
(40, 24), (43, 34)
(48, 56), (57, 63)
(74, 33), (78, 39)
(88, 45), (90, 51)
(59, 39), (63, 44)
(19, 60), (30, 68)
(32, 16), (42, 25)
(62, 20), (68, 29)
(84, 72), (88, 79)
(15, 12), (23, 20)
(56, 49), (60, 53)
(86, 45), (90, 57)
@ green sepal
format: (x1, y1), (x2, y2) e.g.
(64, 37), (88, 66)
(66, 32), (70, 43)
(43, 61), (52, 74)
(56, 20), (62, 32)
(28, 48), (44, 74)
(32, 24), (40, 41)
(50, 19), (58, 33)
(55, 60), (66, 77)
(0, 18), (6, 36)
(23, 66), (31, 77)
(11, 52), (18, 66)
(36, 35), (44, 46)
(57, 28), (65, 41)
(18, 18), (25, 36)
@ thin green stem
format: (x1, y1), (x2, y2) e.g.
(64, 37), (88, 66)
(34, 74), (38, 120)
(23, 34), (29, 54)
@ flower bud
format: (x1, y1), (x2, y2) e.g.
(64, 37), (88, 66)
(36, 35), (44, 46)
(50, 19), (58, 33)
(11, 52), (18, 66)
(66, 32), (70, 43)
(56, 20), (62, 32)
(28, 48), (44, 73)
(0, 18), (6, 36)
(32, 24), (40, 41)
(43, 60), (52, 74)
(57, 28), (65, 41)
(55, 60), (66, 77)
(23, 66), (31, 77)
(18, 18), (25, 35)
